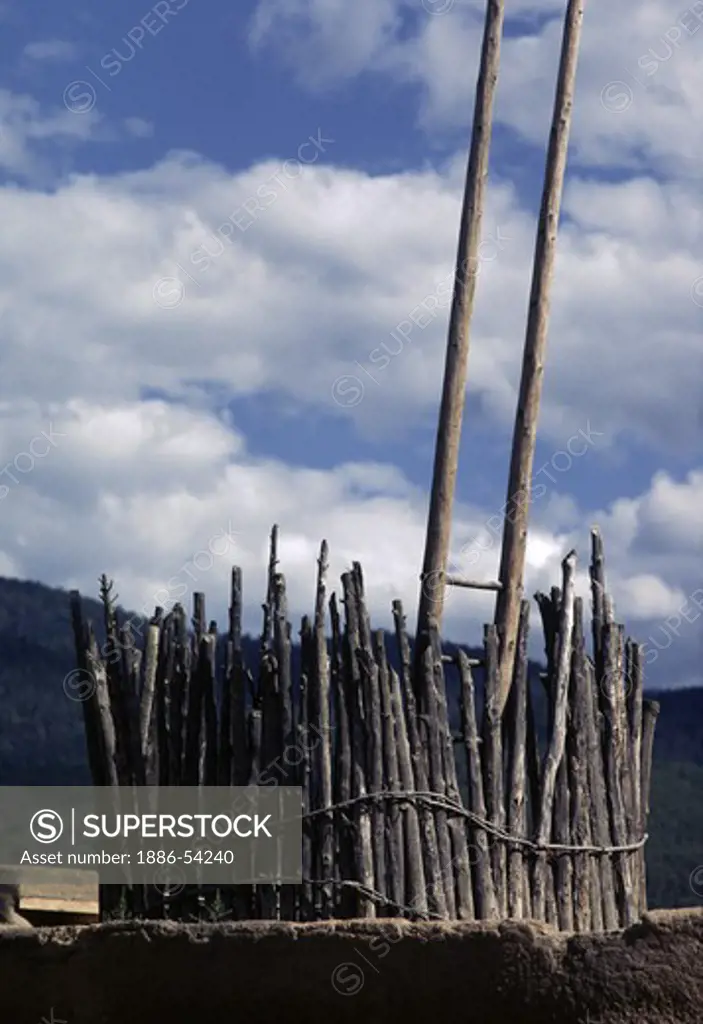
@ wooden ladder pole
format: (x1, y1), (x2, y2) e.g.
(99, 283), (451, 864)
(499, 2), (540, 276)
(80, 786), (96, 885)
(494, 0), (587, 716)
(415, 0), (506, 653)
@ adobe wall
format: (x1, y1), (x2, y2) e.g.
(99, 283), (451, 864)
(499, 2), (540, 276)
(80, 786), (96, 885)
(0, 908), (702, 1023)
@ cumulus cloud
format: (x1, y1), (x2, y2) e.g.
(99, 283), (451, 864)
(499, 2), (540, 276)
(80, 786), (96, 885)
(0, 147), (698, 458)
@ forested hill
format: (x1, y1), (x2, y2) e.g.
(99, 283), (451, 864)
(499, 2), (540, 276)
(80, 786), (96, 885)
(0, 574), (700, 911)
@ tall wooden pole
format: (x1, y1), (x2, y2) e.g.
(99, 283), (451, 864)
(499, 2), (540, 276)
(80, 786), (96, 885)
(415, 0), (506, 648)
(493, 0), (587, 715)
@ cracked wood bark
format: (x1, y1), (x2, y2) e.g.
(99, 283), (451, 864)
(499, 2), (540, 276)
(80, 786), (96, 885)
(533, 591), (559, 925)
(506, 599), (530, 919)
(391, 600), (429, 917)
(532, 550), (576, 921)
(389, 662), (428, 918)
(482, 623), (507, 918)
(601, 622), (636, 926)
(392, 600), (445, 918)
(429, 622), (474, 919)
(298, 615), (314, 920)
(640, 699), (660, 914)
(330, 592), (355, 918)
(585, 655), (618, 931)
(567, 597), (594, 932)
(419, 636), (456, 917)
(630, 638), (646, 921)
(341, 574), (375, 918)
(374, 629), (405, 914)
(625, 638), (643, 919)
(354, 563), (387, 916)
(310, 542), (333, 918)
(273, 572), (296, 921)
(457, 649), (497, 920)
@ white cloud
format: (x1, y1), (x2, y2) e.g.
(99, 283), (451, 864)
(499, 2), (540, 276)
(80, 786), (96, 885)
(0, 394), (698, 688)
(0, 87), (164, 182)
(123, 117), (154, 139)
(0, 147), (698, 460)
(22, 40), (78, 63)
(249, 0), (402, 84)
(0, 88), (101, 178)
(0, 64), (697, 686)
(248, 0), (703, 173)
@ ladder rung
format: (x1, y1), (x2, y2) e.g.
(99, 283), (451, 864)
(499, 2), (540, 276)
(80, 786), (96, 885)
(442, 654), (483, 667)
(444, 575), (503, 591)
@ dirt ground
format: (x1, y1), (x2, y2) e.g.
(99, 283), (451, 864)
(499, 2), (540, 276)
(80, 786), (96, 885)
(0, 908), (701, 1023)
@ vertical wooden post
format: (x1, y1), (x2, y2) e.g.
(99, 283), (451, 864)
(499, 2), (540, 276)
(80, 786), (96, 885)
(494, 0), (587, 714)
(415, 0), (506, 642)
(532, 550), (577, 920)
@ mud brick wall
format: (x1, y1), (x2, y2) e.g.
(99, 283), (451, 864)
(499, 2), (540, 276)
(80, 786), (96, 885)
(1, 908), (702, 1024)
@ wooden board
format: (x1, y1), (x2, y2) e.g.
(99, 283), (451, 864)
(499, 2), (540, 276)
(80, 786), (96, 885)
(0, 864), (99, 918)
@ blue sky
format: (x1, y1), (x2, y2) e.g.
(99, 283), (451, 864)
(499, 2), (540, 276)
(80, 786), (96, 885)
(0, 0), (700, 688)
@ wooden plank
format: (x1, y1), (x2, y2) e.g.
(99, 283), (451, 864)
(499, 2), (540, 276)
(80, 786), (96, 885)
(2, 866), (99, 916)
(21, 896), (98, 916)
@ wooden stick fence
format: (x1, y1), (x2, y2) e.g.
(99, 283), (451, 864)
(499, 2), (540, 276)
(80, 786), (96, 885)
(70, 524), (658, 930)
